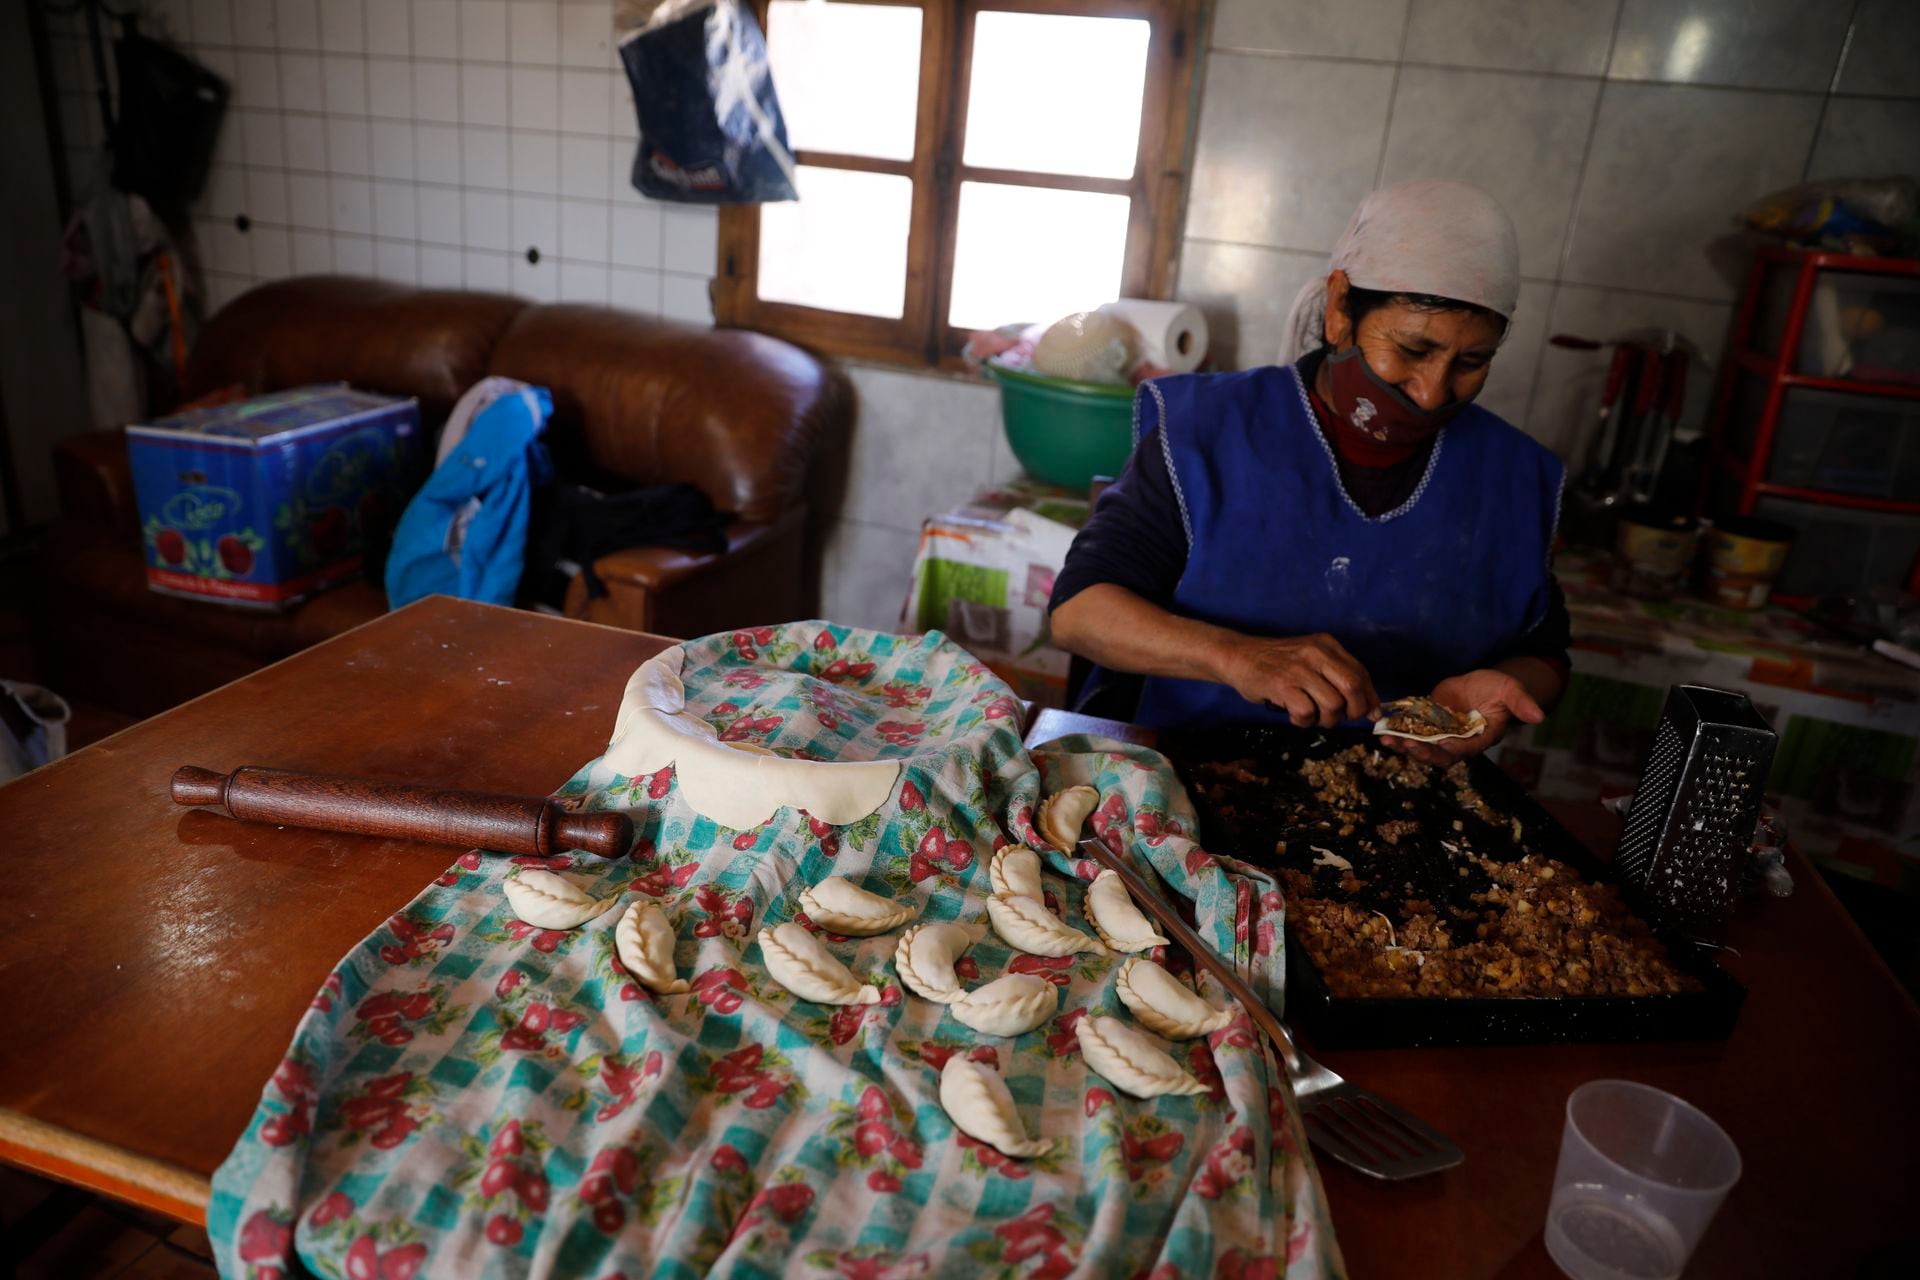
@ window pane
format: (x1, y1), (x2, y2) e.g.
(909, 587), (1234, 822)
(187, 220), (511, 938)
(947, 182), (1131, 331)
(767, 1), (922, 161)
(759, 166), (913, 319)
(962, 12), (1151, 180)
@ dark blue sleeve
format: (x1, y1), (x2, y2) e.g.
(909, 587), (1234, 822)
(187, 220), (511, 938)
(1048, 428), (1189, 613)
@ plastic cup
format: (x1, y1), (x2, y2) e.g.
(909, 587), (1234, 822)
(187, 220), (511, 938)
(1545, 1080), (1741, 1280)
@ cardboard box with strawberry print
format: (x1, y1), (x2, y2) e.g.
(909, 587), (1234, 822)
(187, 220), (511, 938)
(128, 384), (422, 609)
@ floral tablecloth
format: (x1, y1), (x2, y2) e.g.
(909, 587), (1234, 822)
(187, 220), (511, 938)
(209, 623), (1341, 1279)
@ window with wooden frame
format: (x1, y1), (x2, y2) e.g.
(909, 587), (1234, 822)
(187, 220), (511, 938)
(714, 0), (1203, 368)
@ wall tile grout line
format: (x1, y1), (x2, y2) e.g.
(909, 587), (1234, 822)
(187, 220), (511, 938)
(1800, 0), (1867, 184)
(1367, 0), (1416, 192)
(1517, 0), (1633, 442)
(1199, 44), (1920, 104)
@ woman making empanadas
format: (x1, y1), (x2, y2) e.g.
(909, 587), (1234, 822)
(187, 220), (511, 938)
(1050, 181), (1569, 764)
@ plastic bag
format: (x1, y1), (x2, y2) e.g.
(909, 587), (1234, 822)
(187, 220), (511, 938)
(616, 0), (797, 204)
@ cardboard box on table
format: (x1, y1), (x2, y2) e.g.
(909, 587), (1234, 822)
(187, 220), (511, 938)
(127, 385), (422, 610)
(904, 481), (1090, 708)
(1494, 551), (1920, 896)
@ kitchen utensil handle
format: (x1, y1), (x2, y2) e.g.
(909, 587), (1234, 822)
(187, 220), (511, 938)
(1663, 350), (1689, 419)
(1601, 343), (1634, 409)
(1632, 347), (1663, 416)
(171, 765), (633, 858)
(1077, 838), (1301, 1070)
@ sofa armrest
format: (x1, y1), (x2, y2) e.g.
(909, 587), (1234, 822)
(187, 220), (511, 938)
(52, 429), (139, 543)
(563, 509), (809, 638)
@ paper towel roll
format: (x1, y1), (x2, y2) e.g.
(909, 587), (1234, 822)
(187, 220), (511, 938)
(1100, 299), (1208, 373)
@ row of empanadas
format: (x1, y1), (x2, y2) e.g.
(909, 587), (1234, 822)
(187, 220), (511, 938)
(1085, 870), (1169, 953)
(503, 867), (620, 930)
(987, 892), (1104, 957)
(615, 901), (689, 994)
(1035, 784), (1098, 852)
(800, 876), (918, 935)
(760, 921), (882, 1005)
(1077, 1015), (1209, 1097)
(939, 1057), (1054, 1158)
(1115, 957), (1232, 1039)
(950, 973), (1057, 1036)
(501, 873), (695, 996)
(894, 921), (983, 1004)
(987, 844), (1044, 901)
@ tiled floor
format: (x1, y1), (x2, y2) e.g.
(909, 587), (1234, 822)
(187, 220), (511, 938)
(0, 1168), (214, 1279)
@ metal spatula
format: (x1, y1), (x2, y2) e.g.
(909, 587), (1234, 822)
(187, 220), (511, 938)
(1077, 838), (1463, 1181)
(1280, 1038), (1463, 1180)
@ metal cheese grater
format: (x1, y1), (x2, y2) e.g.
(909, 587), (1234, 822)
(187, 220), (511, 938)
(1613, 685), (1777, 939)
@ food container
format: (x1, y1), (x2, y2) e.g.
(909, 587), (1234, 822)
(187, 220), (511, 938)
(127, 385), (422, 610)
(1546, 1081), (1741, 1280)
(1162, 726), (1746, 1049)
(1613, 509), (1699, 597)
(1753, 498), (1920, 599)
(985, 361), (1134, 492)
(1766, 387), (1920, 501)
(1703, 516), (1795, 609)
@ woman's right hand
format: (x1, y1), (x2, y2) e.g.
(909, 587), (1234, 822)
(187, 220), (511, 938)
(1215, 633), (1379, 728)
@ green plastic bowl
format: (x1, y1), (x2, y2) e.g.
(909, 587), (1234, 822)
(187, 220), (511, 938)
(986, 362), (1136, 491)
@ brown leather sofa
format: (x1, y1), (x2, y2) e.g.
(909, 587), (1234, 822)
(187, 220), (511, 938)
(37, 276), (851, 717)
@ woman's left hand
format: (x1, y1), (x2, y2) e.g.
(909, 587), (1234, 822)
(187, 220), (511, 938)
(1381, 668), (1545, 766)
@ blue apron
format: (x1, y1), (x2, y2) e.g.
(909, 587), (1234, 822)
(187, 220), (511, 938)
(1133, 362), (1563, 728)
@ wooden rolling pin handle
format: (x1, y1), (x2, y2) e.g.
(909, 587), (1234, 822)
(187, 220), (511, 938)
(170, 765), (230, 808)
(549, 812), (633, 860)
(170, 765), (633, 859)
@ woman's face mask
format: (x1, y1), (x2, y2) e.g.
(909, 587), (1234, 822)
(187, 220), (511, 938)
(1321, 344), (1471, 447)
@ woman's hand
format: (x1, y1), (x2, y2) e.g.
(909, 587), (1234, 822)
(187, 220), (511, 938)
(1217, 633), (1379, 728)
(1381, 667), (1544, 764)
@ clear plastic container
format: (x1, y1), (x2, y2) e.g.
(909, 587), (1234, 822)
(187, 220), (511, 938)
(1754, 498), (1920, 598)
(1546, 1080), (1741, 1280)
(1754, 266), (1920, 381)
(1767, 388), (1920, 501)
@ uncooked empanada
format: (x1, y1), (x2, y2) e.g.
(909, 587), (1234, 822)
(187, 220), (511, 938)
(503, 868), (619, 930)
(949, 973), (1057, 1037)
(1076, 1015), (1209, 1098)
(1115, 957), (1232, 1040)
(938, 1057), (1054, 1159)
(1036, 785), (1099, 852)
(988, 844), (1045, 903)
(614, 901), (688, 994)
(893, 921), (984, 1005)
(799, 877), (919, 936)
(1085, 870), (1169, 953)
(758, 922), (880, 1006)
(986, 892), (1105, 957)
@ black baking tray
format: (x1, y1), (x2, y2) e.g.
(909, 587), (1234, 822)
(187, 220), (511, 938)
(1159, 726), (1746, 1049)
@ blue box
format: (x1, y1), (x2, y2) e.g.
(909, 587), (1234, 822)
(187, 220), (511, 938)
(127, 385), (422, 610)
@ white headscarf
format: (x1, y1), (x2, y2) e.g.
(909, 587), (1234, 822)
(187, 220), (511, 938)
(1279, 180), (1521, 365)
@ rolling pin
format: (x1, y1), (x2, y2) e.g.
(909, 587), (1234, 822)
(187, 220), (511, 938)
(171, 765), (633, 858)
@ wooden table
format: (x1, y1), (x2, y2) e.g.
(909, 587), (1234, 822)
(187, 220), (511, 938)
(5, 611), (1914, 1277)
(1026, 708), (1920, 1279)
(0, 597), (672, 1220)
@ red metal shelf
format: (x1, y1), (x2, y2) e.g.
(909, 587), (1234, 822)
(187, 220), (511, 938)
(1750, 483), (1920, 517)
(1780, 371), (1920, 400)
(1704, 248), (1920, 547)
(1756, 245), (1920, 277)
(1733, 350), (1920, 400)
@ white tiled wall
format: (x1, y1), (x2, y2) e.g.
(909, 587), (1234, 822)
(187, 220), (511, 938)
(1184, 0), (1920, 465)
(40, 0), (1920, 631)
(831, 0), (1919, 630)
(44, 0), (717, 323)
